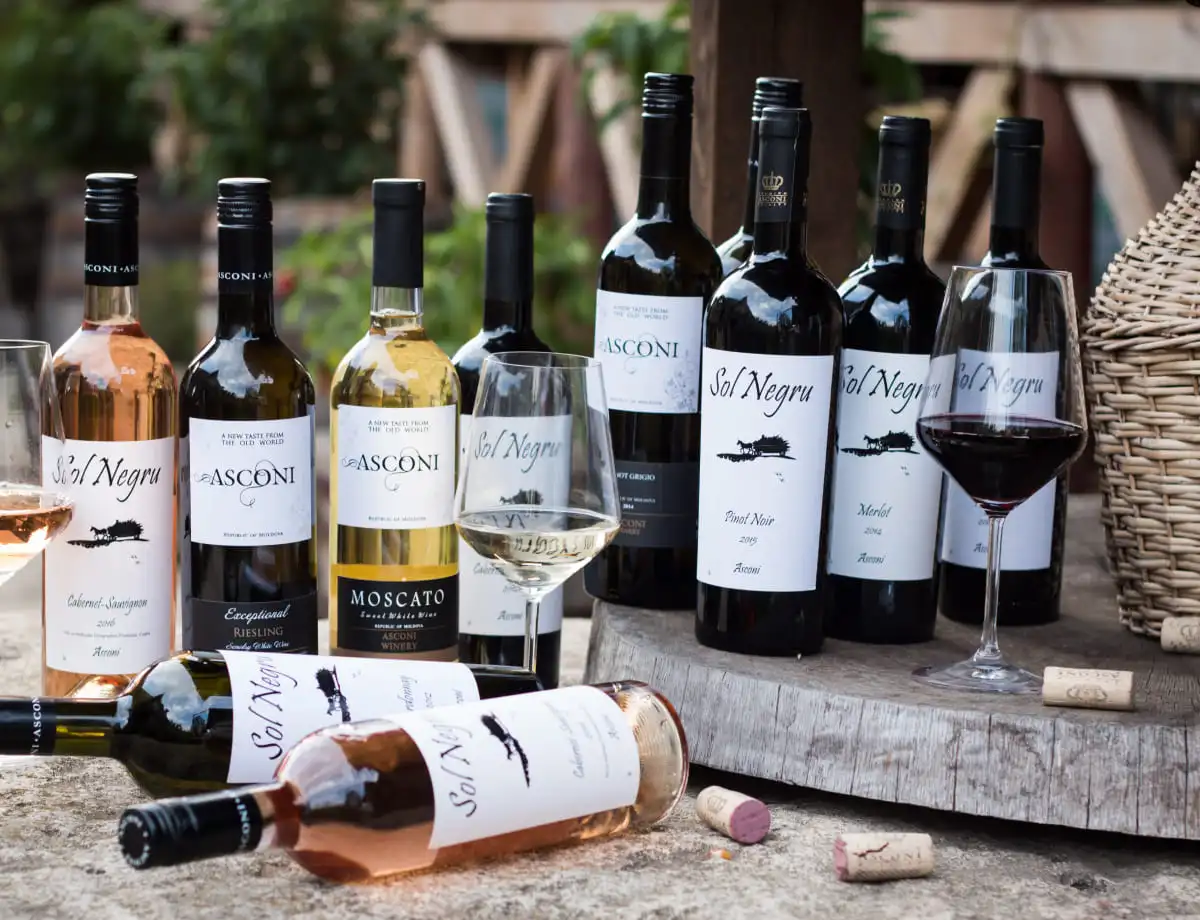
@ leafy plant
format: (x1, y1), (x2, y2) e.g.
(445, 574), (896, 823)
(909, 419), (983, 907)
(146, 0), (422, 198)
(281, 208), (598, 374)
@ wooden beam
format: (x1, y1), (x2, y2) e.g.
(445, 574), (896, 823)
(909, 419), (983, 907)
(691, 0), (863, 280)
(585, 62), (640, 221)
(428, 0), (672, 43)
(867, 1), (1021, 66)
(418, 43), (495, 207)
(549, 61), (615, 251)
(926, 68), (1014, 261)
(399, 66), (451, 220)
(498, 48), (566, 193)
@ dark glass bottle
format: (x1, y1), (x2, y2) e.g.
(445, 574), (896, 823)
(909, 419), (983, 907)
(180, 179), (318, 653)
(453, 193), (562, 688)
(694, 106), (842, 656)
(938, 117), (1065, 627)
(584, 73), (723, 610)
(716, 77), (805, 276)
(825, 116), (946, 644)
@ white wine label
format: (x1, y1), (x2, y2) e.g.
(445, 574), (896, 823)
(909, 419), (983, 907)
(593, 290), (704, 414)
(939, 349), (1060, 570)
(396, 685), (641, 848)
(457, 413), (567, 635)
(188, 416), (314, 547)
(224, 650), (480, 783)
(826, 350), (943, 580)
(336, 404), (456, 530)
(696, 348), (835, 592)
(43, 436), (176, 675)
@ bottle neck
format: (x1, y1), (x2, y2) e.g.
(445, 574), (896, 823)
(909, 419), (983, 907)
(872, 141), (930, 264)
(736, 118), (763, 235)
(0, 697), (125, 758)
(751, 132), (810, 261)
(987, 145), (1043, 265)
(483, 215), (534, 333)
(216, 224), (276, 337)
(83, 215), (139, 324)
(84, 285), (140, 325)
(636, 114), (692, 220)
(371, 285), (425, 333)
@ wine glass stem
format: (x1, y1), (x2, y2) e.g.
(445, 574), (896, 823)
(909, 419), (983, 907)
(523, 594), (541, 676)
(974, 512), (1007, 666)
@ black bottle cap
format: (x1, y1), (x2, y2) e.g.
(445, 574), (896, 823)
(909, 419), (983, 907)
(217, 178), (272, 227)
(994, 117), (1044, 149)
(752, 77), (804, 118)
(85, 173), (138, 221)
(486, 192), (534, 223)
(642, 72), (693, 116)
(372, 178), (424, 289)
(119, 792), (264, 870)
(760, 106), (810, 141)
(879, 115), (932, 147)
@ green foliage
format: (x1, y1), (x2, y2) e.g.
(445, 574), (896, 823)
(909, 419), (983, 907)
(0, 0), (165, 195)
(146, 0), (422, 198)
(281, 208), (599, 374)
(138, 258), (202, 367)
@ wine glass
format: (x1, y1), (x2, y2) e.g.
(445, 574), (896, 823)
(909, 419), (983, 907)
(455, 352), (620, 676)
(914, 268), (1087, 694)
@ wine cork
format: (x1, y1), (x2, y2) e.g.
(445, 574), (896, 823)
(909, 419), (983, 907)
(1161, 617), (1200, 654)
(833, 833), (934, 882)
(695, 786), (771, 845)
(1041, 666), (1134, 711)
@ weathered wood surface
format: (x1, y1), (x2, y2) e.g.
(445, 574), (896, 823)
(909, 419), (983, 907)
(584, 495), (1200, 839)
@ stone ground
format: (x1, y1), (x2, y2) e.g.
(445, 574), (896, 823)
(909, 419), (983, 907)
(5, 535), (1200, 919)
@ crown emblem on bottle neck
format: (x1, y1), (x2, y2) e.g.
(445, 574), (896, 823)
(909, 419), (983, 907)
(761, 172), (785, 191)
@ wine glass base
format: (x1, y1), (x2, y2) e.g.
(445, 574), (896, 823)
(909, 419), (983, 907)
(913, 659), (1042, 695)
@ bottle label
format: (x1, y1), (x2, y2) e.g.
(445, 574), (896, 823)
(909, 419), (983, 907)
(223, 649), (480, 783)
(394, 685), (641, 848)
(826, 349), (943, 580)
(185, 593), (318, 654)
(335, 573), (459, 654)
(42, 436), (175, 676)
(188, 416), (314, 547)
(335, 404), (456, 530)
(458, 413), (566, 635)
(612, 460), (698, 548)
(696, 349), (835, 592)
(938, 349), (1060, 570)
(593, 291), (703, 414)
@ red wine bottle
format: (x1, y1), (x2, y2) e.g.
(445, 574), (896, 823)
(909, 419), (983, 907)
(695, 107), (841, 655)
(716, 77), (804, 277)
(585, 74), (723, 610)
(825, 116), (946, 644)
(452, 194), (562, 688)
(937, 117), (1066, 627)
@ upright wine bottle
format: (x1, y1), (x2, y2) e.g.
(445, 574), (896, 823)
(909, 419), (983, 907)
(585, 72), (723, 610)
(452, 194), (564, 687)
(825, 117), (946, 644)
(694, 107), (841, 656)
(0, 650), (542, 797)
(329, 180), (460, 659)
(119, 681), (687, 881)
(43, 174), (177, 697)
(716, 76), (804, 276)
(938, 117), (1064, 627)
(180, 179), (318, 654)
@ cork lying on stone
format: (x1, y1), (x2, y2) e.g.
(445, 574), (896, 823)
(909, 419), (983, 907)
(1161, 617), (1200, 654)
(834, 833), (935, 882)
(1041, 666), (1134, 712)
(695, 786), (771, 845)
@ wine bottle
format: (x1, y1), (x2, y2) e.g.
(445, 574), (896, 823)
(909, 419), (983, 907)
(118, 681), (686, 881)
(329, 180), (460, 659)
(938, 117), (1065, 627)
(694, 107), (841, 656)
(43, 174), (178, 697)
(0, 650), (542, 798)
(825, 116), (946, 644)
(585, 72), (723, 610)
(451, 194), (565, 688)
(716, 76), (805, 276)
(180, 179), (318, 654)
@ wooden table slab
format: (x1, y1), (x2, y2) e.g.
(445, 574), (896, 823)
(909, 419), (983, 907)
(583, 495), (1200, 840)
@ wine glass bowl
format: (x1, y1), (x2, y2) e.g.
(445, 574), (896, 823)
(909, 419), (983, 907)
(914, 268), (1086, 694)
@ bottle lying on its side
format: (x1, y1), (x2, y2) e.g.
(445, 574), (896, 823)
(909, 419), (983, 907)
(118, 681), (688, 883)
(0, 650), (541, 798)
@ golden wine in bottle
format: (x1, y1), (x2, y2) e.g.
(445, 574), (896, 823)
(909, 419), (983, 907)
(118, 681), (688, 881)
(329, 180), (460, 660)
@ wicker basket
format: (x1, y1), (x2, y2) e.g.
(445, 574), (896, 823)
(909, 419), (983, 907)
(1083, 163), (1200, 636)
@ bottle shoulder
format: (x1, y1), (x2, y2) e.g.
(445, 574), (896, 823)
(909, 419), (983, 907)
(180, 336), (315, 410)
(599, 215), (723, 297)
(716, 232), (753, 277)
(837, 260), (946, 354)
(706, 257), (843, 352)
(54, 325), (178, 395)
(331, 330), (460, 409)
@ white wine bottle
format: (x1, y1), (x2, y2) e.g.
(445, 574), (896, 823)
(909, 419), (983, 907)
(0, 650), (541, 797)
(43, 174), (178, 697)
(118, 681), (688, 881)
(329, 180), (460, 659)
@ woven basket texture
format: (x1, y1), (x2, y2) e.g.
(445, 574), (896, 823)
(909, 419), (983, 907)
(1083, 163), (1200, 636)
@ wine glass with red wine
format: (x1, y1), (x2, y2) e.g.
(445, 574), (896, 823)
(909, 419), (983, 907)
(914, 267), (1087, 694)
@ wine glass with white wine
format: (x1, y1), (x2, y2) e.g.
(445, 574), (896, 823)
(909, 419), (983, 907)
(455, 353), (620, 678)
